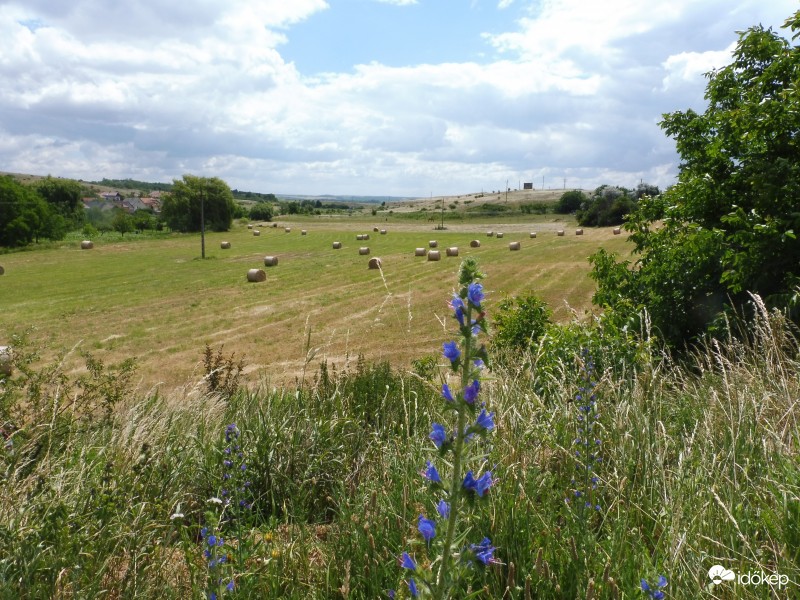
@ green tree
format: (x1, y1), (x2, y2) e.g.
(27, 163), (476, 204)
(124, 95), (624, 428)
(249, 203), (273, 221)
(0, 176), (67, 247)
(491, 290), (552, 352)
(590, 11), (800, 345)
(112, 210), (134, 237)
(555, 190), (587, 214)
(35, 176), (84, 226)
(160, 175), (235, 232)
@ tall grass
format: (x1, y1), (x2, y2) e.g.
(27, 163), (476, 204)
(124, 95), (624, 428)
(0, 299), (798, 598)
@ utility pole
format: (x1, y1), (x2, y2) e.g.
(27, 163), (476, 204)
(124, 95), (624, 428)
(542, 175), (545, 190)
(200, 185), (206, 259)
(439, 192), (444, 230)
(505, 179), (508, 203)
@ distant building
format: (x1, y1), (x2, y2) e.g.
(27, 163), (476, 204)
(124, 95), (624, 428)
(523, 182), (533, 190)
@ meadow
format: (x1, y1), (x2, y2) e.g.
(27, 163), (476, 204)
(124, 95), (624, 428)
(0, 211), (797, 599)
(0, 211), (625, 388)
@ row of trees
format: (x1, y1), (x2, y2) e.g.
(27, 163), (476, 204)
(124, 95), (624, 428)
(553, 183), (661, 226)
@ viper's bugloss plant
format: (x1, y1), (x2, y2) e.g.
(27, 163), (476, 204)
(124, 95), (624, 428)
(641, 575), (668, 599)
(397, 259), (498, 599)
(566, 350), (602, 518)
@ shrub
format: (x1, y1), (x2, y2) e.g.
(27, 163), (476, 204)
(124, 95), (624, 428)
(491, 290), (552, 352)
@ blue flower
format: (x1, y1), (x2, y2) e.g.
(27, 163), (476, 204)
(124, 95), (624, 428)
(641, 576), (668, 599)
(226, 580), (235, 592)
(418, 515), (436, 541)
(207, 535), (217, 546)
(400, 551), (416, 570)
(441, 383), (454, 402)
(467, 282), (484, 307)
(463, 379), (480, 404)
(429, 423), (447, 448)
(475, 409), (495, 431)
(436, 499), (450, 519)
(443, 341), (460, 363)
(470, 537), (497, 565)
(463, 470), (494, 497)
(450, 296), (466, 326)
(422, 460), (441, 483)
(408, 578), (418, 597)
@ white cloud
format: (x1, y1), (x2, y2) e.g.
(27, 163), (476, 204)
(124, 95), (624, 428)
(373, 0), (418, 5)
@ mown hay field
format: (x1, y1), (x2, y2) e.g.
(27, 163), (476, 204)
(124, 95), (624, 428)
(0, 214), (630, 389)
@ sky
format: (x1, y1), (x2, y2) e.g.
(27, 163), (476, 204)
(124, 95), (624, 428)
(0, 1), (796, 197)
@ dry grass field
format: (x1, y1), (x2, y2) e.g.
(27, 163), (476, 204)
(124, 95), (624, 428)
(0, 211), (630, 390)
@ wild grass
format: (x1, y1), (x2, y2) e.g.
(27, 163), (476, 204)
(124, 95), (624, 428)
(0, 297), (798, 598)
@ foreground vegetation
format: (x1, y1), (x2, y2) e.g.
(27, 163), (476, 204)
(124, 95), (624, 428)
(1, 266), (798, 598)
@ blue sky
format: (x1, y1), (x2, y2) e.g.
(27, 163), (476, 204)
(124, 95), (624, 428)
(0, 0), (796, 196)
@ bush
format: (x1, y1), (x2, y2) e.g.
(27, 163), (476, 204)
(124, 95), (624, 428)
(491, 291), (552, 352)
(555, 190), (586, 214)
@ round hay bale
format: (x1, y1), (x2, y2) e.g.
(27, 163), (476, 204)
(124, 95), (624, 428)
(530, 232), (537, 238)
(557, 230), (565, 236)
(356, 234), (364, 240)
(429, 240), (438, 248)
(253, 230), (261, 236)
(220, 241), (231, 249)
(613, 227), (621, 235)
(359, 247), (370, 255)
(368, 257), (382, 270)
(380, 229), (387, 235)
(0, 346), (12, 377)
(0, 266), (4, 275)
(509, 241), (521, 251)
(470, 240), (481, 248)
(363, 233), (370, 240)
(427, 250), (441, 261)
(414, 248), (427, 256)
(247, 224), (253, 229)
(332, 241), (342, 249)
(301, 230), (307, 235)
(496, 232), (504, 238)
(284, 227), (291, 233)
(272, 223), (278, 228)
(487, 231), (494, 237)
(81, 240), (94, 249)
(247, 269), (266, 282)
(575, 228), (584, 236)
(373, 227), (379, 232)
(446, 247), (459, 257)
(264, 256), (278, 267)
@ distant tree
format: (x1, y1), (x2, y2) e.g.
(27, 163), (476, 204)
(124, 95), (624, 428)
(160, 175), (235, 232)
(590, 10), (800, 345)
(112, 210), (134, 237)
(0, 176), (67, 246)
(249, 203), (273, 221)
(131, 210), (156, 232)
(35, 176), (84, 226)
(555, 190), (586, 214)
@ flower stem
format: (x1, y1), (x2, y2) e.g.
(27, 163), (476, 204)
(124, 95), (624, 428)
(433, 305), (473, 600)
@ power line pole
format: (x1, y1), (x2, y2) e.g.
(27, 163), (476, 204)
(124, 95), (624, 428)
(200, 186), (206, 259)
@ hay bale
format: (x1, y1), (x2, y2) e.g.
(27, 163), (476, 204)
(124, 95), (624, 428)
(272, 223), (278, 228)
(429, 240), (438, 248)
(613, 227), (621, 235)
(247, 269), (266, 282)
(359, 247), (370, 255)
(0, 346), (11, 377)
(301, 230), (307, 235)
(414, 248), (427, 256)
(557, 230), (565, 236)
(530, 232), (537, 238)
(284, 227), (291, 233)
(263, 256), (278, 267)
(0, 266), (5, 275)
(427, 250), (441, 261)
(368, 257), (382, 269)
(470, 240), (481, 248)
(247, 224), (253, 229)
(81, 240), (94, 249)
(356, 234), (364, 240)
(380, 229), (387, 235)
(253, 230), (261, 236)
(332, 241), (342, 249)
(509, 241), (521, 251)
(576, 228), (584, 236)
(487, 231), (494, 237)
(220, 241), (231, 249)
(446, 247), (459, 257)
(373, 227), (379, 232)
(496, 232), (504, 238)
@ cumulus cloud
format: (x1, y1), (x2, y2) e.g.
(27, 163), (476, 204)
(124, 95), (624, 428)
(0, 0), (795, 195)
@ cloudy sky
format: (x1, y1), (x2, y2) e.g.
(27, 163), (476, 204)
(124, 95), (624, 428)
(0, 1), (796, 197)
